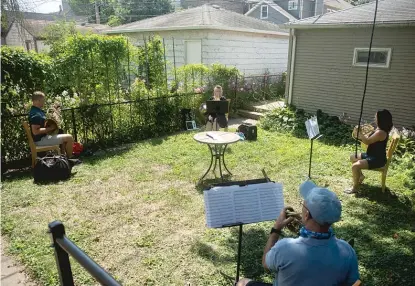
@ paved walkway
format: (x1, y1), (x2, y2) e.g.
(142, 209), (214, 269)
(1, 237), (35, 286)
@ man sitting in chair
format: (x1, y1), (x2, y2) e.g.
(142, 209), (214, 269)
(205, 85), (228, 131)
(29, 91), (74, 158)
(237, 181), (360, 286)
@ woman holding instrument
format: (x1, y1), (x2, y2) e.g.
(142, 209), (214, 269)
(345, 109), (393, 194)
(205, 85), (228, 131)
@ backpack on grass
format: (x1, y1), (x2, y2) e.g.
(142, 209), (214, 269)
(33, 154), (72, 183)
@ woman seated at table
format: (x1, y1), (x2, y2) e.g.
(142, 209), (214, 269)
(345, 109), (393, 194)
(205, 85), (228, 131)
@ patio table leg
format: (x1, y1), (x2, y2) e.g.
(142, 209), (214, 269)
(199, 144), (214, 183)
(221, 144), (232, 176)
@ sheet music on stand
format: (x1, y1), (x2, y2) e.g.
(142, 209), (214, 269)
(204, 182), (284, 228)
(305, 116), (320, 139)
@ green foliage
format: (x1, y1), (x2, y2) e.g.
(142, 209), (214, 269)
(43, 20), (79, 55)
(53, 34), (133, 104)
(261, 106), (355, 146)
(1, 46), (56, 115)
(173, 63), (240, 95)
(68, 0), (172, 25)
(107, 15), (122, 27)
(113, 0), (173, 24)
(137, 36), (166, 91)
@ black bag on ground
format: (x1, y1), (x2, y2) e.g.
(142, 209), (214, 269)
(33, 155), (72, 183)
(238, 123), (258, 141)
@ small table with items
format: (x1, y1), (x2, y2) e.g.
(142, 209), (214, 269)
(193, 131), (240, 183)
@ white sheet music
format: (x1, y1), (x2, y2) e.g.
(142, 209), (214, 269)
(305, 116), (320, 139)
(204, 182), (284, 228)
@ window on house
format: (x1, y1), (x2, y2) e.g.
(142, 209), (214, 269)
(185, 40), (202, 64)
(353, 48), (392, 68)
(288, 0), (298, 10)
(260, 5), (268, 19)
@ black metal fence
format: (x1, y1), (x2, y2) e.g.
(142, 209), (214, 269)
(48, 221), (121, 286)
(1, 92), (205, 169)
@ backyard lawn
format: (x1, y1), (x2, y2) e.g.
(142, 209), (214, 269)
(2, 128), (414, 286)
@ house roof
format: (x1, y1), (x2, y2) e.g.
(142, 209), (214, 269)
(286, 0), (415, 28)
(1, 10), (86, 37)
(11, 19), (108, 39)
(245, 0), (297, 22)
(106, 4), (288, 36)
(324, 0), (353, 10)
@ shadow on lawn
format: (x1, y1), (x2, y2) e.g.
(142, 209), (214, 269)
(337, 184), (415, 285)
(194, 183), (415, 285)
(192, 227), (271, 283)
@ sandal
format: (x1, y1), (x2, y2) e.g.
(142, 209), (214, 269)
(344, 188), (358, 194)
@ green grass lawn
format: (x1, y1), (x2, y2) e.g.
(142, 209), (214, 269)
(2, 128), (415, 286)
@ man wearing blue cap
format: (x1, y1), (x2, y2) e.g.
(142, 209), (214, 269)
(237, 181), (360, 286)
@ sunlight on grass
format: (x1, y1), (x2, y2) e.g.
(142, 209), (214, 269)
(2, 128), (414, 285)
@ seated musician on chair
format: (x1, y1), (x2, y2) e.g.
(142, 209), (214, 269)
(345, 109), (393, 194)
(205, 85), (228, 131)
(237, 181), (360, 286)
(29, 91), (74, 158)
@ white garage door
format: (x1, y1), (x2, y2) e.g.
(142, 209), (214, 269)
(185, 40), (202, 64)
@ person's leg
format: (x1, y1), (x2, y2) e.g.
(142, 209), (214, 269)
(58, 134), (74, 158)
(345, 159), (369, 194)
(37, 134), (74, 157)
(205, 121), (213, 131)
(350, 153), (365, 183)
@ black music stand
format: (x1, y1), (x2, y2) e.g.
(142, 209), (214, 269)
(207, 170), (271, 285)
(206, 100), (229, 130)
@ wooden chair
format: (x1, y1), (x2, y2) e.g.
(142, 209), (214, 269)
(371, 132), (400, 191)
(22, 121), (60, 168)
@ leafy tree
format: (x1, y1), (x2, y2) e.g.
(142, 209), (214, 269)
(68, 0), (173, 25)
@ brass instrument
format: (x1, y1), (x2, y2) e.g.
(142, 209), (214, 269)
(45, 119), (59, 135)
(352, 122), (375, 140)
(352, 122), (375, 151)
(286, 210), (302, 234)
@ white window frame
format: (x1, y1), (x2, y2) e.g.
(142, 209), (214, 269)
(352, 48), (392, 68)
(260, 5), (268, 19)
(288, 0), (298, 10)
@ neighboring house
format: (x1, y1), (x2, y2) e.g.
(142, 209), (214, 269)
(245, 0), (297, 24)
(180, 0), (246, 14)
(3, 18), (108, 52)
(1, 0), (87, 51)
(284, 0), (415, 127)
(105, 4), (290, 75)
(246, 0), (353, 24)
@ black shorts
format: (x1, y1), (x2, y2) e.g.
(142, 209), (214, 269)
(246, 281), (272, 286)
(361, 153), (386, 169)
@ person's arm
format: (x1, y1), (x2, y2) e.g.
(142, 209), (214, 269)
(262, 206), (294, 270)
(344, 248), (360, 286)
(31, 124), (56, 136)
(358, 129), (387, 145)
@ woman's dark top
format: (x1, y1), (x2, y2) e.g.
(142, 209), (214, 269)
(206, 96), (228, 128)
(363, 130), (388, 169)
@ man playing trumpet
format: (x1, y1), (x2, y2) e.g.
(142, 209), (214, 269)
(345, 109), (393, 194)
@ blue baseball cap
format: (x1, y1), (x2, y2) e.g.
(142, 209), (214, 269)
(299, 180), (342, 225)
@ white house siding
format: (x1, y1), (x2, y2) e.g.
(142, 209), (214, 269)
(290, 27), (415, 127)
(203, 30), (288, 75)
(125, 29), (289, 76)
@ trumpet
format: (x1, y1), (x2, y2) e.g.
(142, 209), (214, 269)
(352, 122), (375, 140)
